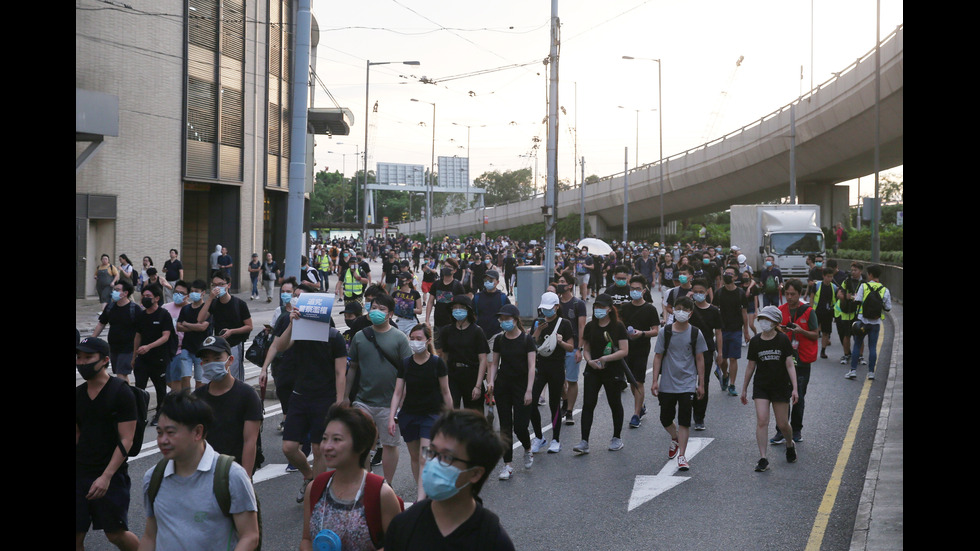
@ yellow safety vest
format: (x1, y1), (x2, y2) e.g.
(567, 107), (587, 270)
(344, 267), (363, 297)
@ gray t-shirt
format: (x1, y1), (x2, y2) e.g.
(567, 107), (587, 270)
(654, 325), (709, 393)
(143, 443), (257, 551)
(349, 326), (412, 407)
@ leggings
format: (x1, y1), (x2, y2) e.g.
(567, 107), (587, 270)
(495, 376), (531, 464)
(580, 369), (624, 442)
(530, 363), (565, 442)
(135, 355), (168, 414)
(448, 365), (484, 411)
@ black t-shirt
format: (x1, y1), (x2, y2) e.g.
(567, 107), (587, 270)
(293, 327), (348, 397)
(429, 279), (465, 328)
(398, 354), (448, 415)
(135, 307), (174, 361)
(712, 286), (747, 331)
(75, 377), (137, 476)
(583, 319), (628, 373)
(747, 332), (795, 391)
(98, 301), (142, 353)
(163, 259), (183, 281)
(603, 283), (632, 308)
(271, 310), (298, 375)
(665, 286), (692, 308)
(435, 322), (490, 369)
(209, 296), (251, 346)
(492, 331), (536, 383)
(193, 378), (263, 465)
(660, 262), (678, 287)
(384, 499), (515, 551)
(558, 296), (586, 348)
(533, 317), (574, 368)
(690, 303), (723, 351)
(178, 303), (211, 354)
(618, 302), (661, 357)
(384, 259), (400, 283)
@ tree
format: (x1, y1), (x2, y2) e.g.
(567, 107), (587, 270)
(584, 174), (600, 185)
(473, 168), (534, 206)
(310, 170), (350, 225)
(878, 172), (903, 204)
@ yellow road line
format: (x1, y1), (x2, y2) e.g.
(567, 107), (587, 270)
(805, 330), (883, 550)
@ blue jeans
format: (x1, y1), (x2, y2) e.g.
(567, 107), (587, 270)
(250, 275), (259, 297)
(851, 322), (881, 372)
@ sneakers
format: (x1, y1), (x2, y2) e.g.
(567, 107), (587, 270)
(786, 446), (798, 463)
(285, 463), (299, 473)
(629, 415), (641, 428)
(530, 437), (549, 454)
(868, 372), (876, 380)
(524, 450), (534, 469)
(845, 370), (857, 379)
(727, 385), (738, 397)
(538, 395), (547, 406)
(370, 447), (383, 467)
(150, 412), (160, 427)
(840, 354), (850, 365)
(608, 437), (624, 451)
(640, 404), (647, 418)
(267, 297), (272, 303)
(755, 458), (770, 472)
(498, 465), (514, 480)
(793, 431), (803, 443)
(564, 411), (575, 426)
(297, 478), (312, 503)
(277, 421), (285, 433)
(860, 356), (868, 365)
(548, 439), (561, 453)
(668, 439), (680, 459)
(572, 440), (590, 455)
(677, 455), (690, 471)
(770, 432), (785, 445)
(693, 423), (706, 431)
(719, 374), (728, 392)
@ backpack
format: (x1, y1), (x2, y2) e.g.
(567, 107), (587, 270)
(661, 324), (702, 358)
(105, 377), (150, 457)
(305, 266), (321, 285)
(860, 283), (887, 320)
(149, 454), (262, 549)
(309, 470), (404, 549)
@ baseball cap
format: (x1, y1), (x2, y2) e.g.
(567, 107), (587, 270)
(594, 293), (614, 308)
(196, 336), (231, 357)
(344, 301), (363, 315)
(485, 269), (500, 280)
(538, 292), (560, 310)
(76, 337), (110, 356)
(496, 304), (521, 318)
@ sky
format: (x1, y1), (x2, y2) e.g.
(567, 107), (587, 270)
(309, 0), (903, 207)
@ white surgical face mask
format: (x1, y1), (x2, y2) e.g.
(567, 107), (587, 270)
(758, 319), (776, 333)
(674, 310), (691, 323)
(409, 340), (428, 354)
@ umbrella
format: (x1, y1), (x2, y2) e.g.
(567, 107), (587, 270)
(577, 238), (613, 256)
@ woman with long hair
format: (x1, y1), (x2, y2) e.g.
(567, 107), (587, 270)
(488, 304), (536, 480)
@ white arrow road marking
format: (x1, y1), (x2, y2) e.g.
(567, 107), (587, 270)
(628, 437), (714, 511)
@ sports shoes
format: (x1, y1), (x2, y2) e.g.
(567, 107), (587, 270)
(297, 478), (312, 503)
(840, 355), (850, 365)
(694, 423), (706, 431)
(498, 465), (514, 480)
(267, 297), (272, 303)
(786, 446), (798, 463)
(668, 439), (680, 459)
(719, 374), (728, 392)
(608, 437), (624, 451)
(770, 432), (785, 445)
(530, 437), (548, 454)
(677, 455), (690, 471)
(727, 385), (738, 397)
(860, 356), (868, 365)
(868, 372), (876, 380)
(277, 421), (285, 433)
(548, 439), (561, 453)
(755, 458), (770, 472)
(564, 411), (575, 426)
(150, 412), (160, 427)
(538, 395), (547, 406)
(640, 404), (647, 418)
(573, 440), (590, 455)
(629, 415), (641, 428)
(793, 431), (802, 443)
(524, 450), (534, 469)
(370, 447), (383, 467)
(845, 370), (857, 379)
(285, 463), (299, 473)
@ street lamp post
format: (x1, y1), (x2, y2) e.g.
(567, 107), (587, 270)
(363, 59), (420, 244)
(623, 56), (664, 241)
(411, 98), (436, 242)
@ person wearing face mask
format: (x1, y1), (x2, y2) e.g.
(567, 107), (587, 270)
(604, 264), (633, 307)
(489, 304), (537, 479)
(426, 266), (465, 331)
(389, 324), (453, 500)
(619, 275), (661, 429)
(773, 279), (818, 445)
(162, 280), (193, 392)
(805, 254), (825, 300)
(192, 336), (263, 477)
(528, 292), (575, 454)
(384, 409), (514, 550)
(651, 296), (708, 471)
(758, 255), (783, 307)
(712, 266), (751, 397)
(435, 295), (490, 412)
(663, 264), (695, 323)
(554, 273), (587, 427)
(176, 279), (212, 388)
(474, 270), (510, 340)
(92, 279), (140, 384)
(575, 293), (631, 454)
(132, 284), (174, 426)
(198, 271), (253, 382)
(660, 252), (677, 290)
(75, 337), (141, 551)
(740, 306), (799, 472)
(688, 279), (723, 431)
(260, 277), (298, 434)
(260, 252), (279, 303)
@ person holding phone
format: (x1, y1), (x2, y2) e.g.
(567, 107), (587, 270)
(772, 279), (818, 445)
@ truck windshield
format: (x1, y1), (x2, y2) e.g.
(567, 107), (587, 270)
(770, 233), (824, 255)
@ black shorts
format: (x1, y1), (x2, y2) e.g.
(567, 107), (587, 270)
(75, 468), (132, 534)
(626, 351), (651, 383)
(836, 318), (854, 337)
(752, 383), (792, 403)
(816, 311), (833, 335)
(283, 391), (335, 444)
(658, 392), (694, 428)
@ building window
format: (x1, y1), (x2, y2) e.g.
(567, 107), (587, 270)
(267, 0), (292, 189)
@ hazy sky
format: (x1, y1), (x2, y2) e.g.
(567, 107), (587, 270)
(309, 0), (903, 205)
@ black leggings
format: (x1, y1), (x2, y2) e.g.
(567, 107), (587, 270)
(449, 365), (484, 411)
(530, 363), (565, 442)
(495, 377), (531, 463)
(580, 369), (624, 442)
(135, 355), (168, 414)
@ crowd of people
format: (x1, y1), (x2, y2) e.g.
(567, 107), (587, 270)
(77, 232), (892, 550)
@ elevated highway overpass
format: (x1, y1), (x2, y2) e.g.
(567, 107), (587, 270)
(400, 25), (903, 239)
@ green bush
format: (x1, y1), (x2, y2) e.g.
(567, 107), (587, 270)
(833, 249), (903, 266)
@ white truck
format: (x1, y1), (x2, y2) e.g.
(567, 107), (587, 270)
(730, 204), (825, 277)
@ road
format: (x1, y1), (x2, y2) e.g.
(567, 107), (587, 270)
(77, 260), (901, 550)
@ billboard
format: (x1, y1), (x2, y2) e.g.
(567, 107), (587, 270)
(376, 163), (425, 186)
(438, 156), (469, 188)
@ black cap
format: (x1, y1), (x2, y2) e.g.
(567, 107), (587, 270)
(450, 294), (474, 310)
(76, 337), (110, 356)
(397, 271), (412, 281)
(594, 293), (614, 307)
(496, 304), (521, 318)
(344, 301), (363, 315)
(485, 269), (500, 280)
(196, 336), (232, 357)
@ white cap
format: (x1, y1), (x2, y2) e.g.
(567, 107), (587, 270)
(737, 254), (747, 264)
(538, 292), (560, 310)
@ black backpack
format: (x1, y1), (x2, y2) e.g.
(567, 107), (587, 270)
(662, 325), (702, 357)
(860, 283), (887, 320)
(105, 378), (150, 457)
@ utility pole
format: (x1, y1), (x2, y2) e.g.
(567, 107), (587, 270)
(544, 0), (559, 283)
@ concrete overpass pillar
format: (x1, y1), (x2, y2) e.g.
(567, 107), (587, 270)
(801, 182), (850, 229)
(586, 215), (607, 239)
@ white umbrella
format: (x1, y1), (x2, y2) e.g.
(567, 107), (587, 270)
(577, 238), (613, 256)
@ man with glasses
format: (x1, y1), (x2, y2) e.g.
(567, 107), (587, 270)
(198, 272), (252, 381)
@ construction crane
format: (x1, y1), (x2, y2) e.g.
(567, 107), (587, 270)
(700, 55), (744, 143)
